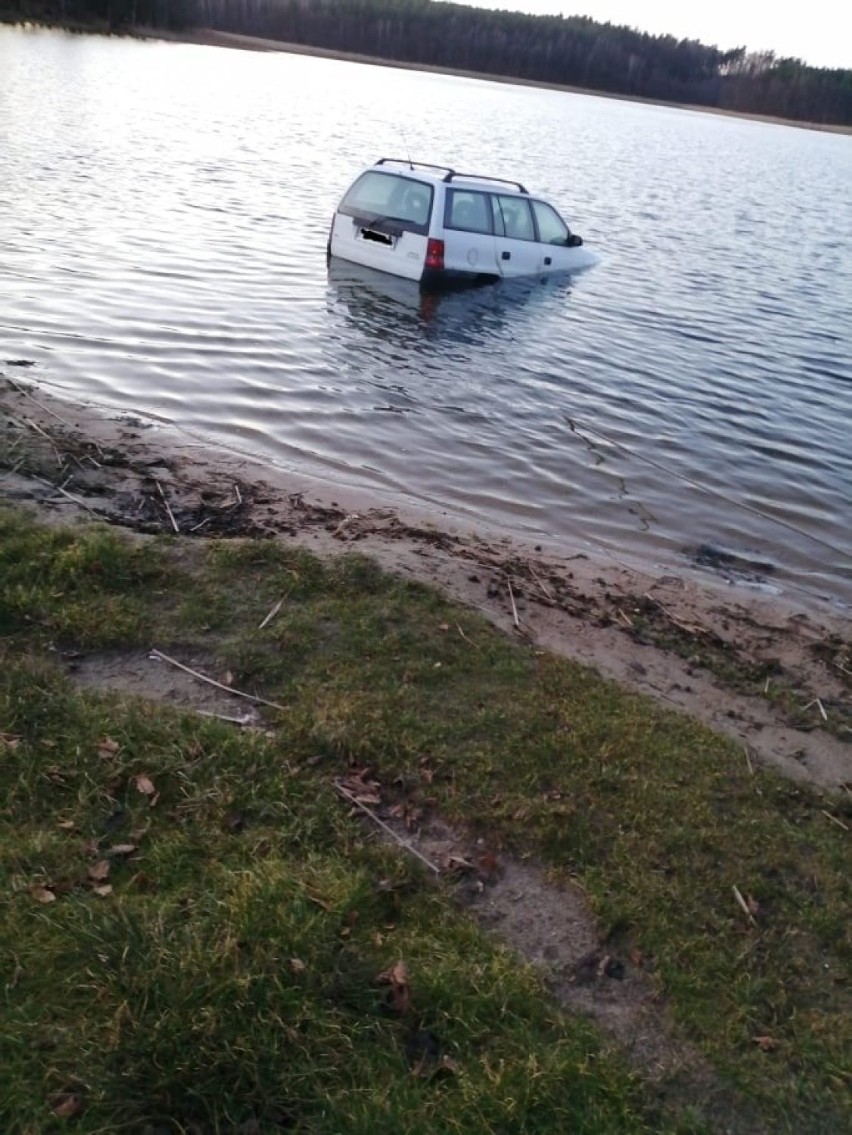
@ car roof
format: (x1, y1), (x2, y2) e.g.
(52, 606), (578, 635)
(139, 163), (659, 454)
(371, 159), (530, 196)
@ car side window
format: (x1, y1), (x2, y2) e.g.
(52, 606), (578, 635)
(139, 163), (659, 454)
(445, 190), (493, 234)
(531, 200), (570, 245)
(494, 195), (535, 242)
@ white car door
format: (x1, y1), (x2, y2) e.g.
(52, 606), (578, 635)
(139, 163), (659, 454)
(441, 189), (500, 280)
(530, 199), (578, 273)
(492, 194), (541, 277)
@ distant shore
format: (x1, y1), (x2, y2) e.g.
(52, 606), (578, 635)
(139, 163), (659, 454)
(4, 18), (851, 136)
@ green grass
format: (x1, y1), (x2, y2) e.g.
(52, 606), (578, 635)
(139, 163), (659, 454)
(1, 506), (850, 1131)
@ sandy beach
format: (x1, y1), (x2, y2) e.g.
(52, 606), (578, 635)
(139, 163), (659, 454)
(2, 368), (849, 791)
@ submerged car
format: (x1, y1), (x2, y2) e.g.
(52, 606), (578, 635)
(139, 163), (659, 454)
(328, 158), (596, 287)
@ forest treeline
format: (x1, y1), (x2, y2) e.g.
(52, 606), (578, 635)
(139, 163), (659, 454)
(4, 0), (852, 126)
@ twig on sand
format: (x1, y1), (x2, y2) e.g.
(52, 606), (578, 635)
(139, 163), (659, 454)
(733, 884), (757, 926)
(802, 697), (829, 722)
(528, 562), (555, 602)
(743, 745), (754, 776)
(7, 376), (99, 446)
(334, 780), (441, 875)
(31, 473), (100, 516)
(258, 597), (285, 630)
(233, 483), (242, 506)
(507, 579), (520, 630)
(149, 649), (288, 712)
(156, 479), (179, 533)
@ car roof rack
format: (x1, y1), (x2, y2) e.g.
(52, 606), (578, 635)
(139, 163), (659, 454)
(373, 159), (529, 194)
(447, 171), (529, 194)
(374, 158), (455, 176)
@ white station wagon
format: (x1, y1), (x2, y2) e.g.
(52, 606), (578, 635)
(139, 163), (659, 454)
(328, 158), (596, 288)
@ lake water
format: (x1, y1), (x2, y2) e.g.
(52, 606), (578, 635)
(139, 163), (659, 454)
(1, 27), (850, 605)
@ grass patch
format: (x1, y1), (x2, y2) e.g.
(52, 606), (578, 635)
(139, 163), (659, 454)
(1, 506), (850, 1131)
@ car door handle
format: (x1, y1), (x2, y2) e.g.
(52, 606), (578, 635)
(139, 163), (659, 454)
(501, 251), (510, 260)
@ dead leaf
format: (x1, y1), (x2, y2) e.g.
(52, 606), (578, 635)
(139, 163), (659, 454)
(31, 886), (57, 904)
(340, 909), (360, 938)
(88, 860), (111, 882)
(289, 958), (306, 974)
(92, 884), (113, 898)
(746, 893), (760, 916)
(107, 843), (137, 857)
(378, 959), (412, 1015)
(82, 838), (100, 859)
(223, 670), (234, 686)
(753, 1035), (778, 1052)
(438, 623), (450, 632)
(0, 732), (21, 750)
(51, 1092), (83, 1119)
(135, 774), (156, 797)
(57, 820), (76, 831)
(629, 948), (645, 967)
(97, 737), (120, 759)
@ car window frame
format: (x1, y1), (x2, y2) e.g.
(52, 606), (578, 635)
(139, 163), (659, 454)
(492, 194), (537, 243)
(338, 171), (434, 236)
(530, 199), (571, 245)
(443, 188), (495, 235)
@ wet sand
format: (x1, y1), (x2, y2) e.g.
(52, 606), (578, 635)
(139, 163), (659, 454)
(2, 369), (850, 790)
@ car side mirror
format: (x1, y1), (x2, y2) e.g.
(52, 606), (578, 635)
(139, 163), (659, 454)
(566, 233), (583, 247)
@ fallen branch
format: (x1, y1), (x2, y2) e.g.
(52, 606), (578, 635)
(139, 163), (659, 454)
(156, 480), (180, 534)
(148, 649), (288, 712)
(527, 562), (555, 603)
(733, 884), (757, 926)
(456, 623), (476, 647)
(821, 810), (849, 832)
(31, 473), (101, 516)
(334, 780), (440, 875)
(7, 376), (98, 445)
(507, 578), (520, 630)
(194, 708), (259, 727)
(258, 597), (285, 630)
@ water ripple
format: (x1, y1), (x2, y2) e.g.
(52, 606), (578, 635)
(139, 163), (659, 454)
(1, 27), (851, 603)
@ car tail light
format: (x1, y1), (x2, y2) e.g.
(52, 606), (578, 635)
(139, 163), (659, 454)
(425, 238), (444, 271)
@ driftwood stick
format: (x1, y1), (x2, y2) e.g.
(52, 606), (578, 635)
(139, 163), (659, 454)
(528, 562), (555, 602)
(31, 473), (100, 515)
(156, 479), (180, 533)
(258, 597), (285, 630)
(194, 708), (258, 726)
(334, 781), (441, 875)
(456, 623), (476, 647)
(7, 376), (96, 442)
(507, 578), (520, 629)
(733, 884), (757, 926)
(149, 649), (288, 712)
(821, 810), (849, 832)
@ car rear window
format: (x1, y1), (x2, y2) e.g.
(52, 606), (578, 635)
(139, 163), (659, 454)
(339, 171), (433, 234)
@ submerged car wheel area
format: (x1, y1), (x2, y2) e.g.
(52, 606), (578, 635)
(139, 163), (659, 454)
(328, 158), (596, 288)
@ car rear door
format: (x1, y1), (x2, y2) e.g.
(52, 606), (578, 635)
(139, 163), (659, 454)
(441, 189), (499, 280)
(331, 171), (433, 281)
(492, 194), (541, 277)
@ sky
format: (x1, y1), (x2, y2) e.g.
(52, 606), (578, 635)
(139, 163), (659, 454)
(451, 1), (852, 69)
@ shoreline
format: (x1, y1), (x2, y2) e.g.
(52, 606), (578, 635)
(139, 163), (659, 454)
(2, 371), (850, 790)
(4, 18), (851, 136)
